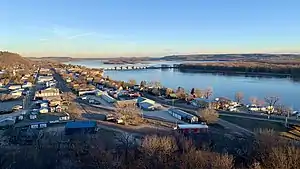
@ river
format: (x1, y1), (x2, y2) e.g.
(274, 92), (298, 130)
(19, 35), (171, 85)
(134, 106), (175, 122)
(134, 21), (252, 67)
(65, 60), (300, 110)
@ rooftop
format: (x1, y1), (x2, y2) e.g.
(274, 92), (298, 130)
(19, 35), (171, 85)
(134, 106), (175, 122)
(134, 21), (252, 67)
(65, 120), (97, 129)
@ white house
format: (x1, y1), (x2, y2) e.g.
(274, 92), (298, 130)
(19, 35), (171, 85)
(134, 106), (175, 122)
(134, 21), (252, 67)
(40, 102), (49, 108)
(22, 82), (33, 88)
(35, 87), (60, 97)
(39, 107), (49, 114)
(11, 90), (22, 96)
(38, 76), (53, 83)
(8, 85), (22, 90)
(29, 114), (37, 120)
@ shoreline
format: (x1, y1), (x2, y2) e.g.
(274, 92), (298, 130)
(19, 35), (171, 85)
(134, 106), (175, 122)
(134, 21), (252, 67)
(177, 68), (293, 78)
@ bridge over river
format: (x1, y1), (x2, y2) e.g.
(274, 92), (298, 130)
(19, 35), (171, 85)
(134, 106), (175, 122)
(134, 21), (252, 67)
(103, 64), (180, 71)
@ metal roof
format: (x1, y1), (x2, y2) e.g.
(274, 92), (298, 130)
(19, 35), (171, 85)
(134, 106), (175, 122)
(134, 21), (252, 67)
(140, 102), (154, 109)
(65, 121), (97, 129)
(168, 108), (196, 118)
(176, 124), (208, 129)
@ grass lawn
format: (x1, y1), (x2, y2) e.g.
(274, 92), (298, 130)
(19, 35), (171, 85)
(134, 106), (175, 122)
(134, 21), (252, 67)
(220, 115), (288, 132)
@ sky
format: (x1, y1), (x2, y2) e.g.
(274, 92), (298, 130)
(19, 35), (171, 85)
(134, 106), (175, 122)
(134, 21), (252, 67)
(1, 0), (300, 57)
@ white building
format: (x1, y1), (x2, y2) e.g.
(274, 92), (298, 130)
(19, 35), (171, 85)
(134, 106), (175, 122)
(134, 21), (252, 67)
(8, 85), (22, 90)
(22, 82), (33, 88)
(38, 76), (53, 83)
(11, 90), (22, 96)
(35, 87), (60, 97)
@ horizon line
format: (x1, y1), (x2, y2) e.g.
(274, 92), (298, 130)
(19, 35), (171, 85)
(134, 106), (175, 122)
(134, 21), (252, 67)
(23, 52), (300, 58)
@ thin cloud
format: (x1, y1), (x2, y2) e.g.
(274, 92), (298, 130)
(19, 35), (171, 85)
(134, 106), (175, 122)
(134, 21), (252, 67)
(67, 32), (95, 39)
(39, 38), (49, 41)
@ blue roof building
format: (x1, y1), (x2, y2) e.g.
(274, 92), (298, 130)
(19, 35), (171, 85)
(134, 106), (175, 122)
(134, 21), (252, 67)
(65, 121), (97, 135)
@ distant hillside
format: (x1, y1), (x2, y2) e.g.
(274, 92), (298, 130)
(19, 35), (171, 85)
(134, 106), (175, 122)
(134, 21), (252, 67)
(29, 56), (74, 62)
(28, 53), (300, 63)
(161, 53), (300, 61)
(0, 51), (33, 67)
(161, 54), (300, 61)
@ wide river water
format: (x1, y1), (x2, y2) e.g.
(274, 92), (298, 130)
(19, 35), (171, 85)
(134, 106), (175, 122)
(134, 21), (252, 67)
(65, 60), (300, 110)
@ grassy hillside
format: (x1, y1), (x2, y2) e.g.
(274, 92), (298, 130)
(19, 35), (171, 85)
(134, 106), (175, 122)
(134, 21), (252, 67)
(0, 51), (33, 67)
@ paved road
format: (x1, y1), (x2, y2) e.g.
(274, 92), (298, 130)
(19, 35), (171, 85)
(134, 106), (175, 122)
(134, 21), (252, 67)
(219, 111), (300, 124)
(220, 113), (300, 126)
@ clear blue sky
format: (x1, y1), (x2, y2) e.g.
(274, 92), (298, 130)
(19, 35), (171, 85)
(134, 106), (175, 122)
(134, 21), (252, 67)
(1, 0), (300, 57)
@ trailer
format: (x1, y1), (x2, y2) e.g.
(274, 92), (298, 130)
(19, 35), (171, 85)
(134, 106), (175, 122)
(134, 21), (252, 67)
(168, 108), (199, 123)
(174, 124), (208, 134)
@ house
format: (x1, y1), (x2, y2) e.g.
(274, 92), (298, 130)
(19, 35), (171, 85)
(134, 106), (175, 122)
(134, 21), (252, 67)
(35, 87), (60, 97)
(11, 90), (23, 96)
(22, 82), (33, 88)
(86, 77), (94, 82)
(29, 114), (37, 120)
(30, 122), (47, 129)
(46, 81), (56, 88)
(40, 101), (49, 108)
(78, 90), (96, 96)
(8, 85), (22, 90)
(66, 78), (72, 83)
(139, 102), (156, 111)
(38, 76), (53, 83)
(58, 113), (70, 120)
(39, 107), (49, 114)
(49, 98), (62, 107)
(137, 97), (156, 105)
(40, 68), (50, 72)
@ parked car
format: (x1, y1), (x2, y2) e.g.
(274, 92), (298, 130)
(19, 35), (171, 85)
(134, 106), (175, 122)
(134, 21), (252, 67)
(12, 105), (23, 110)
(248, 105), (260, 112)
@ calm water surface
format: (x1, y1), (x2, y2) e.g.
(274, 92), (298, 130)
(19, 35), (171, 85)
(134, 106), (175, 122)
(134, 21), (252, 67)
(66, 60), (300, 110)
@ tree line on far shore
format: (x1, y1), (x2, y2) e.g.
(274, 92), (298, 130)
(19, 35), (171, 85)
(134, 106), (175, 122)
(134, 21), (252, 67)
(178, 61), (300, 77)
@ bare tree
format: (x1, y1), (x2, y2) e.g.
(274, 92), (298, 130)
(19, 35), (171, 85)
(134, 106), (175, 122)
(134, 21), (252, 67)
(115, 103), (143, 125)
(250, 97), (258, 105)
(276, 104), (292, 116)
(198, 108), (219, 124)
(265, 96), (279, 113)
(194, 88), (202, 98)
(165, 88), (173, 96)
(235, 92), (244, 103)
(265, 96), (279, 107)
(154, 81), (162, 88)
(203, 87), (213, 99)
(210, 153), (234, 169)
(115, 132), (137, 166)
(140, 135), (178, 157)
(140, 80), (147, 87)
(139, 135), (178, 168)
(128, 79), (136, 86)
(176, 87), (186, 99)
